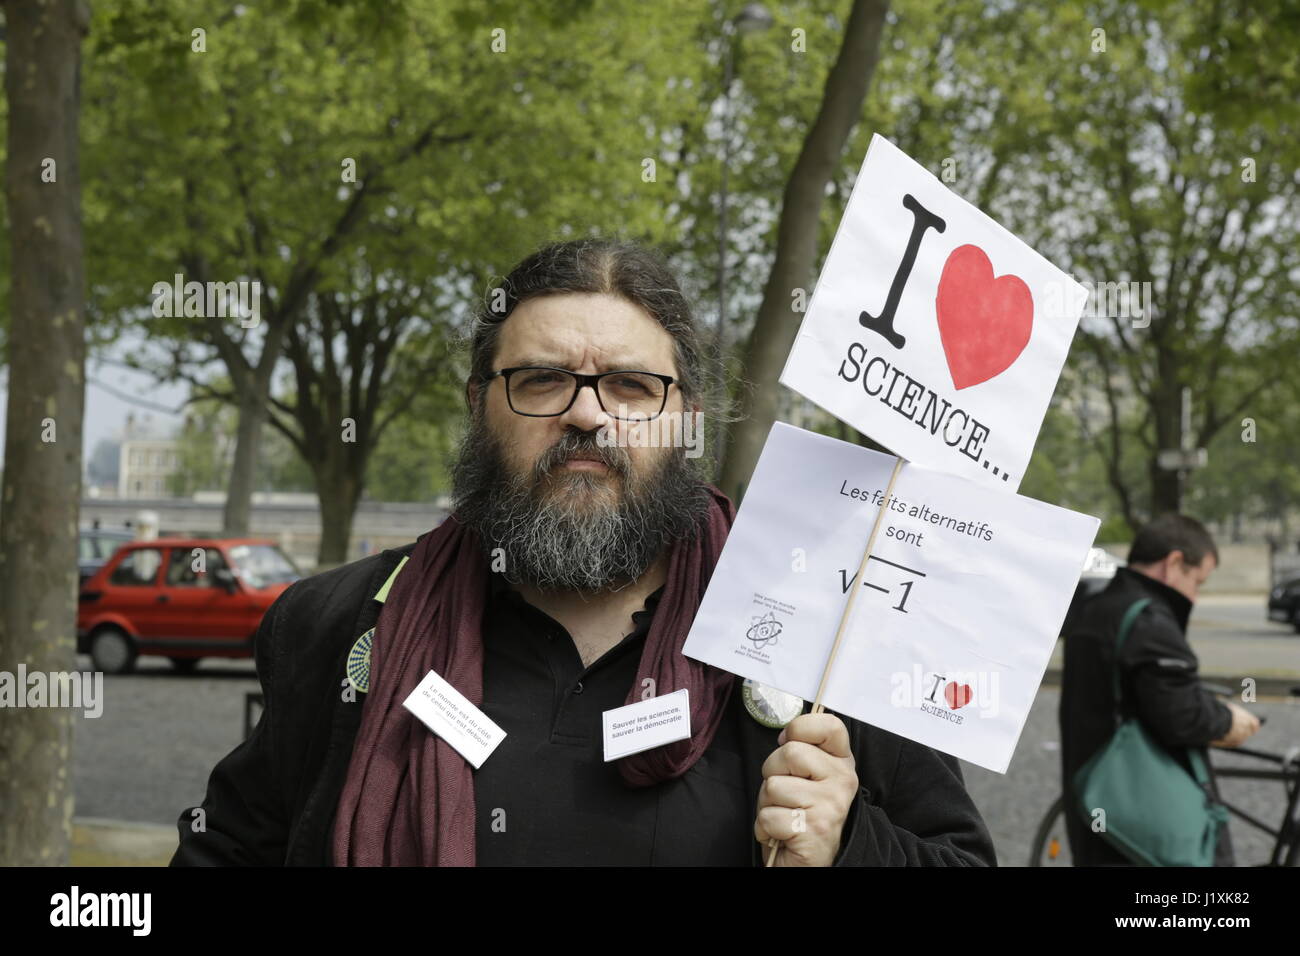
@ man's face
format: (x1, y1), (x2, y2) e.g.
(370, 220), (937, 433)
(450, 291), (711, 593)
(1164, 550), (1217, 603)
(476, 291), (687, 500)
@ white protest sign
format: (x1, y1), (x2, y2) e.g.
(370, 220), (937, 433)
(779, 133), (1087, 492)
(683, 422), (1099, 773)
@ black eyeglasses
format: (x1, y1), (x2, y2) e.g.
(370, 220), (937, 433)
(481, 366), (677, 420)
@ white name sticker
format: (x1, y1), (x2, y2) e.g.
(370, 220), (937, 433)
(402, 669), (506, 769)
(602, 688), (692, 762)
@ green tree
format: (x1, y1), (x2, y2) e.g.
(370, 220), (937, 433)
(83, 0), (712, 546)
(0, 0), (91, 867)
(365, 374), (463, 504)
(262, 278), (449, 563)
(1184, 375), (1300, 545)
(168, 400), (235, 497)
(996, 2), (1300, 520)
(719, 0), (892, 501)
(170, 394), (313, 498)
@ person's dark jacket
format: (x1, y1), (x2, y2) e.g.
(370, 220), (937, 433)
(171, 538), (997, 867)
(1059, 565), (1234, 866)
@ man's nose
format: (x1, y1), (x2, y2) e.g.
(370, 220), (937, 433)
(559, 382), (612, 431)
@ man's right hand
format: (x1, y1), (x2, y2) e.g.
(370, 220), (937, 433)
(1210, 701), (1261, 748)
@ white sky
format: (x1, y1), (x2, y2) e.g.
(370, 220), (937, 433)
(0, 348), (190, 473)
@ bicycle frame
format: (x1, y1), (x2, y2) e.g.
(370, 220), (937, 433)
(1034, 684), (1300, 866)
(1212, 744), (1300, 866)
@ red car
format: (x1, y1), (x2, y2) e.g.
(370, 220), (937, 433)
(77, 537), (300, 674)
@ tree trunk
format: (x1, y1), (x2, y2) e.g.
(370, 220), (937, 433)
(313, 457), (362, 569)
(0, 0), (91, 866)
(1149, 356), (1183, 516)
(719, 0), (890, 504)
(222, 387), (271, 535)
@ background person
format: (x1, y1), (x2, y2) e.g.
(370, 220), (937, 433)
(1059, 513), (1260, 866)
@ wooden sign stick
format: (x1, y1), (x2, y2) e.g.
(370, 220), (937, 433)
(765, 454), (906, 868)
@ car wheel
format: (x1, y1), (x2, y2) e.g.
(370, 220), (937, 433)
(90, 626), (137, 675)
(169, 657), (201, 674)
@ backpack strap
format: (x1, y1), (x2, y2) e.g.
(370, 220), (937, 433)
(1111, 597), (1220, 798)
(1187, 747), (1214, 788)
(1111, 597), (1152, 710)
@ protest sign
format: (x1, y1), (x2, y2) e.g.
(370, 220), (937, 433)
(779, 133), (1087, 492)
(684, 422), (1099, 773)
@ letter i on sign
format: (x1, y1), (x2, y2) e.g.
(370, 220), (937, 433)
(859, 194), (947, 348)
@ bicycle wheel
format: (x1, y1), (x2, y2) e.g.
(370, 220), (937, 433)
(1029, 794), (1076, 866)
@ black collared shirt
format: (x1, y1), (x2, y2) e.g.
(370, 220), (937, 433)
(472, 571), (755, 865)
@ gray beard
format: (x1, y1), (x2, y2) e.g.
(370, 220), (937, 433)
(449, 409), (712, 594)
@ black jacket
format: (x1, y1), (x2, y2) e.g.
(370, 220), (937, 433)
(1058, 566), (1234, 865)
(171, 538), (997, 867)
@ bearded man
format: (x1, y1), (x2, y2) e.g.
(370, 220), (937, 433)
(171, 237), (996, 867)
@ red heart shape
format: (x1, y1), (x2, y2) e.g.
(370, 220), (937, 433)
(935, 244), (1033, 390)
(944, 682), (973, 710)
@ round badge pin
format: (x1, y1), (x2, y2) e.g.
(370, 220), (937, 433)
(742, 678), (804, 729)
(346, 627), (374, 694)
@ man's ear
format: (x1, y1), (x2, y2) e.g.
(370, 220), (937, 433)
(465, 379), (478, 411)
(1164, 549), (1186, 578)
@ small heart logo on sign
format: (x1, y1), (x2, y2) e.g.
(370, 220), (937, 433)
(935, 244), (1033, 390)
(944, 681), (973, 710)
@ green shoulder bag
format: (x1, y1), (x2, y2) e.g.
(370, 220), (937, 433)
(1071, 597), (1229, 866)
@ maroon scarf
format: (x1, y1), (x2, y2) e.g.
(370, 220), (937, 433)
(331, 483), (737, 865)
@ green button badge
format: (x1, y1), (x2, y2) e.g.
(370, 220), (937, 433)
(742, 679), (804, 729)
(346, 627), (375, 695)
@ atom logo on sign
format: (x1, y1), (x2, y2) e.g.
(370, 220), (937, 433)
(746, 611), (783, 649)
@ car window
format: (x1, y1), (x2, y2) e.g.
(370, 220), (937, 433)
(164, 547), (229, 587)
(98, 536), (130, 560)
(108, 548), (164, 586)
(226, 544), (299, 589)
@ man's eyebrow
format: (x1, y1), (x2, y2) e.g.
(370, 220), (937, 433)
(504, 355), (650, 371)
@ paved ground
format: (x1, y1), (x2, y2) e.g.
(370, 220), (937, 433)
(72, 818), (177, 867)
(1047, 595), (1300, 684)
(960, 687), (1300, 866)
(69, 594), (1299, 865)
(1183, 594), (1299, 678)
(72, 655), (259, 830)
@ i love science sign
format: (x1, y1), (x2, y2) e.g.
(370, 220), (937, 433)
(780, 133), (1087, 492)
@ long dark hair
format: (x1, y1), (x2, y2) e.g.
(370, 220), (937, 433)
(465, 237), (732, 424)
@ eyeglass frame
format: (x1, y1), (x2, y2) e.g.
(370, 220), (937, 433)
(479, 365), (678, 420)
